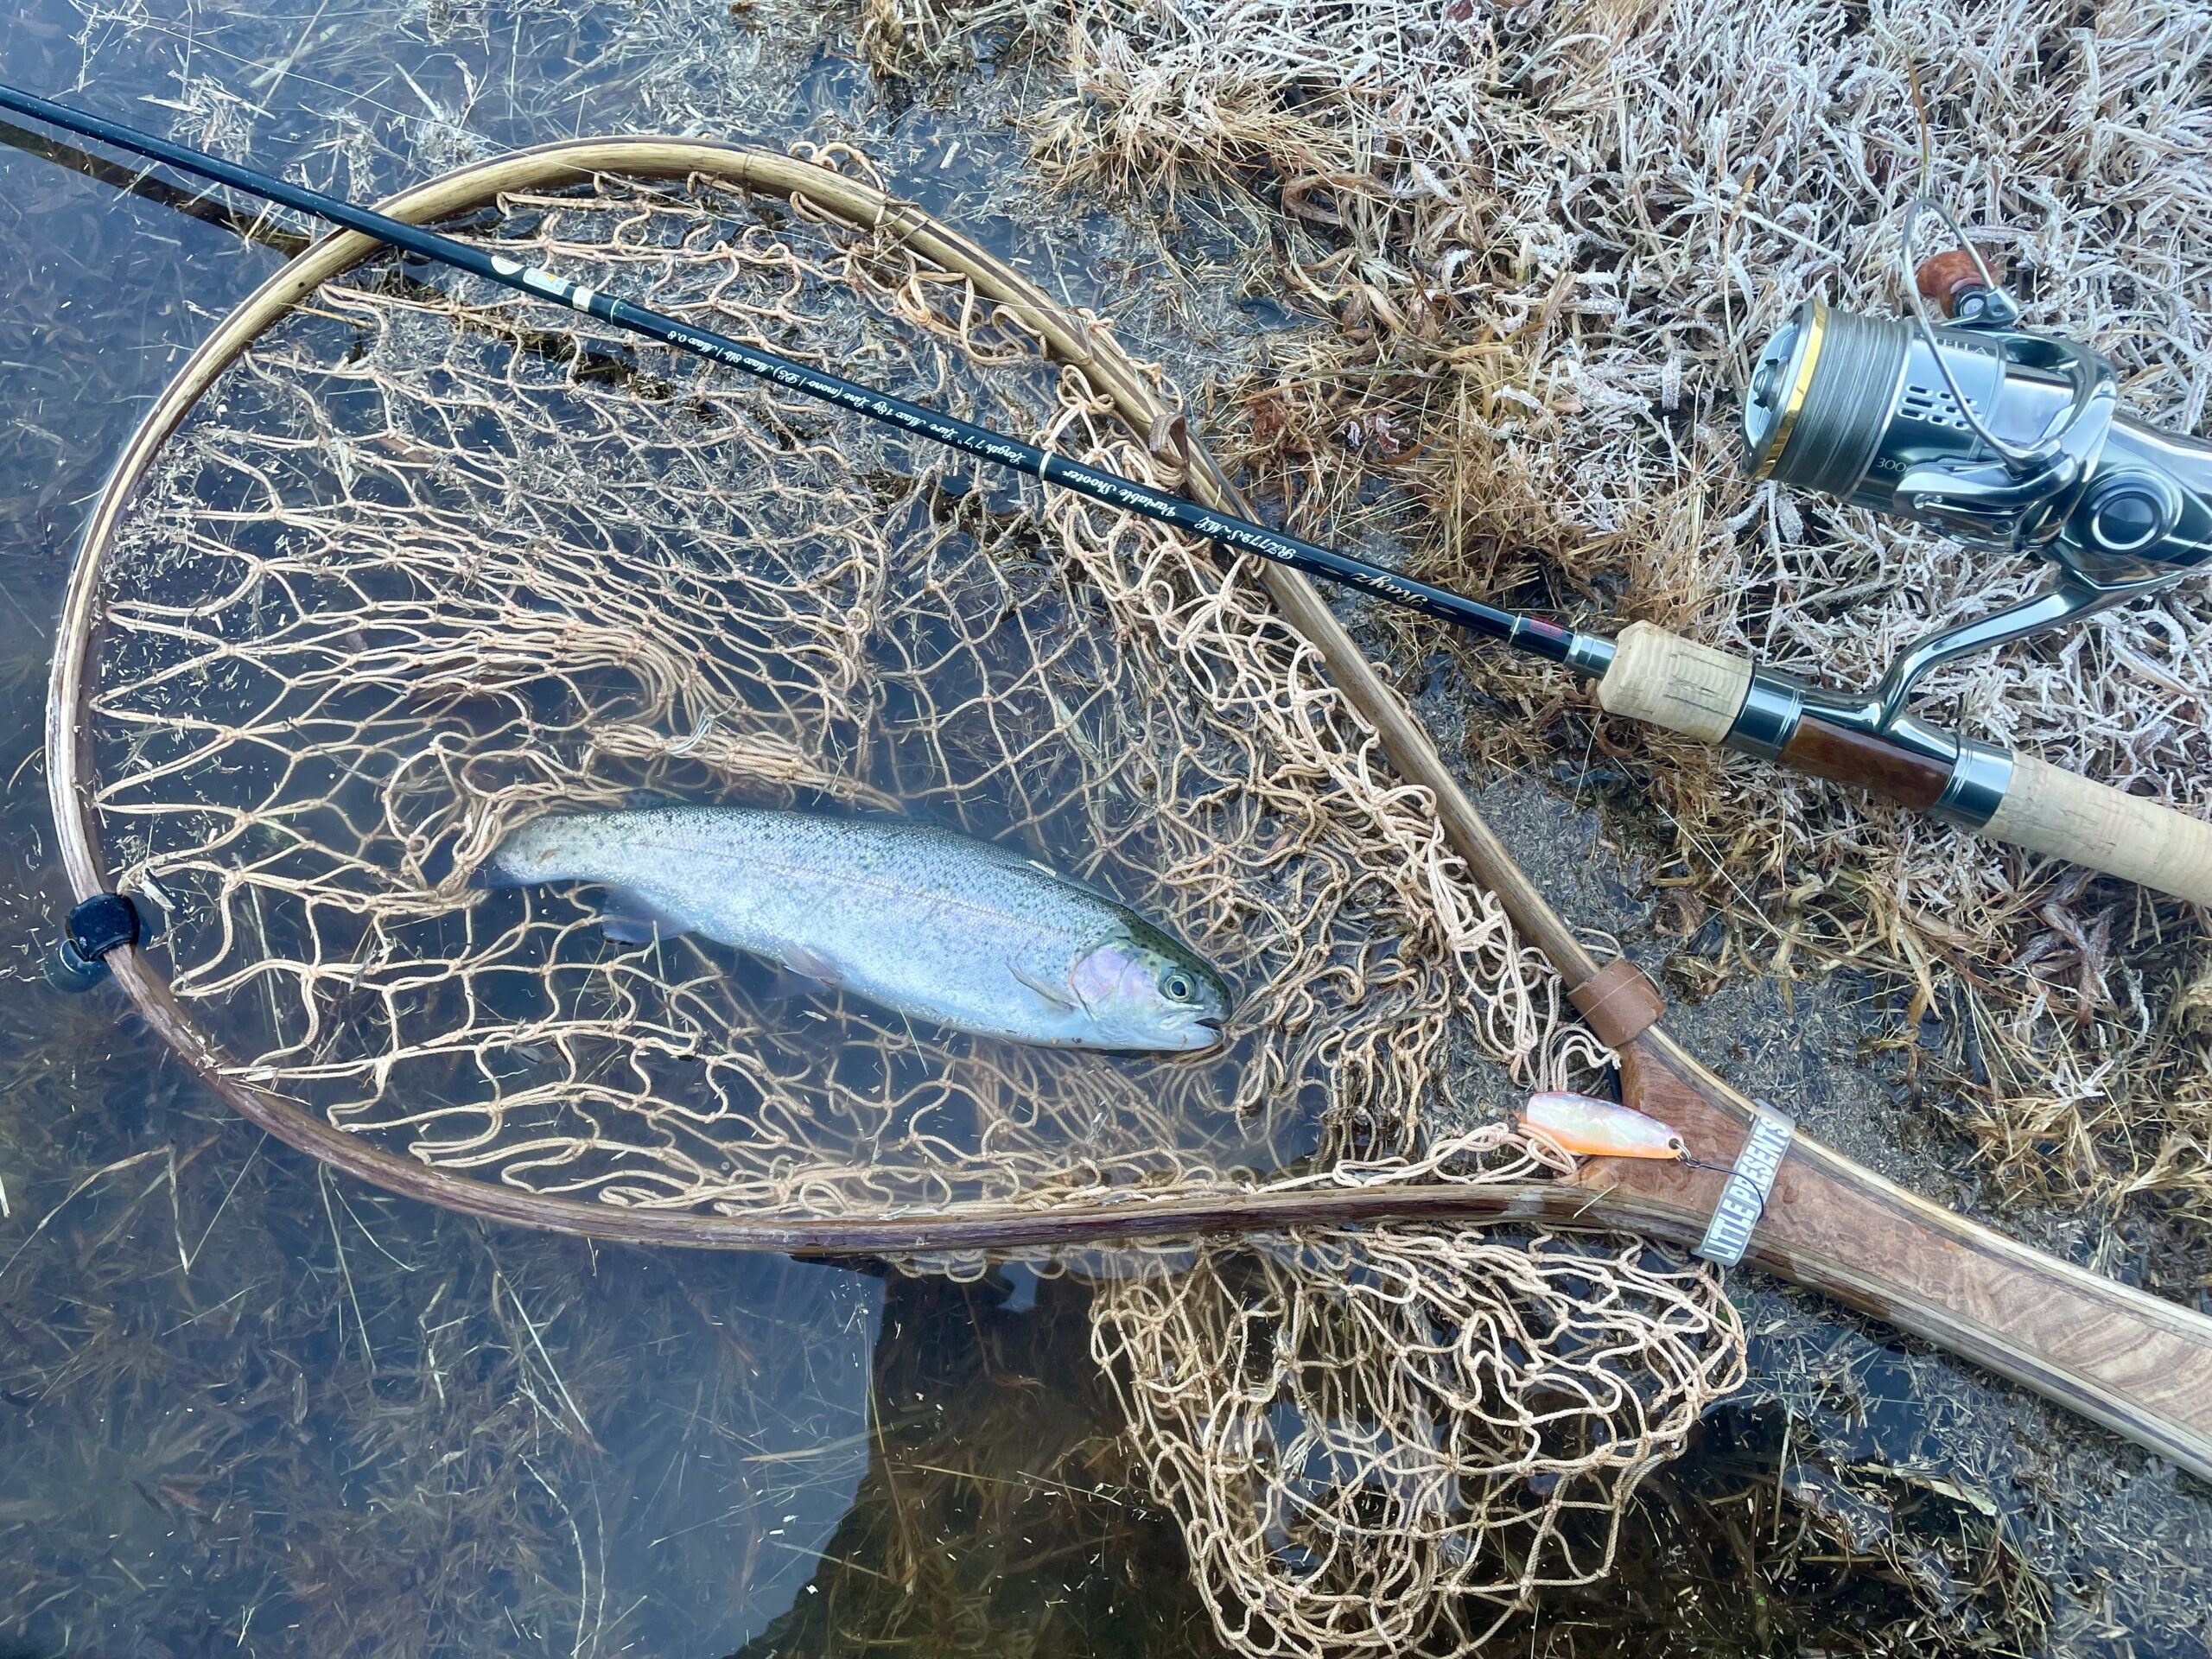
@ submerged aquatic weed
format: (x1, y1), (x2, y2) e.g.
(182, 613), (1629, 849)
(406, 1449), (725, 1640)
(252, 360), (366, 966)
(0, 1014), (883, 1655)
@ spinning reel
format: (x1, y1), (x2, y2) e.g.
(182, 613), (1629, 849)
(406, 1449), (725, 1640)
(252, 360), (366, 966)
(1739, 199), (2212, 805)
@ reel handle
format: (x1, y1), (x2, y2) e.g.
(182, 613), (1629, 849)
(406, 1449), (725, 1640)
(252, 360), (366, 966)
(1595, 623), (2212, 906)
(1913, 248), (1994, 321)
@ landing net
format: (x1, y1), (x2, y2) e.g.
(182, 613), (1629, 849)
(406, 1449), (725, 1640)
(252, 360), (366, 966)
(60, 140), (1743, 1656)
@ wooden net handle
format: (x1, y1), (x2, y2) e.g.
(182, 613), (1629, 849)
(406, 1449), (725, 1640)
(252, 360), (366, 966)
(1613, 1036), (2212, 1483)
(1597, 622), (2212, 905)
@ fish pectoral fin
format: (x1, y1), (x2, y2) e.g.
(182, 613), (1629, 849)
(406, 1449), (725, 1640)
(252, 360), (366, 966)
(1009, 963), (1079, 1014)
(597, 888), (693, 945)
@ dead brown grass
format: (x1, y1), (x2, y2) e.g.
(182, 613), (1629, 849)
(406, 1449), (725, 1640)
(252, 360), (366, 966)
(867, 0), (2212, 1259)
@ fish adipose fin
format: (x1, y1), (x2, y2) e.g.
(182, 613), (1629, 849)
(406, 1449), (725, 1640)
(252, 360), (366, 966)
(596, 888), (693, 945)
(1010, 963), (1079, 1014)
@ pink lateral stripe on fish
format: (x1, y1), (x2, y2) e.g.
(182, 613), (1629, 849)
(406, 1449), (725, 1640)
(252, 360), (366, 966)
(1519, 1091), (1687, 1160)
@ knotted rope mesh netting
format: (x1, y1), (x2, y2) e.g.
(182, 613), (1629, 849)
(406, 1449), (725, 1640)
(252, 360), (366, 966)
(67, 143), (1744, 1655)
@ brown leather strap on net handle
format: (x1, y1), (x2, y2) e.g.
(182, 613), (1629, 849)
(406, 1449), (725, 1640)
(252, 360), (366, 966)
(1567, 957), (1666, 1049)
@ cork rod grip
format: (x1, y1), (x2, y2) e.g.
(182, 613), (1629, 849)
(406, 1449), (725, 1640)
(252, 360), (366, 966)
(1984, 753), (2212, 906)
(1594, 624), (2212, 906)
(1594, 620), (1750, 743)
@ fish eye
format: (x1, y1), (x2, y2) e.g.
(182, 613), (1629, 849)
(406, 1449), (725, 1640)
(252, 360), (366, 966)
(1160, 970), (1194, 1001)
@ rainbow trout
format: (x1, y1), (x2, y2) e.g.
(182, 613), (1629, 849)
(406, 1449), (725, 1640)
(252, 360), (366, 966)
(485, 805), (1230, 1052)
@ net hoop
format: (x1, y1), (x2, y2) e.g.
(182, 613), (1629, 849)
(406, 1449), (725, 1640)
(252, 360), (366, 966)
(48, 136), (1659, 1251)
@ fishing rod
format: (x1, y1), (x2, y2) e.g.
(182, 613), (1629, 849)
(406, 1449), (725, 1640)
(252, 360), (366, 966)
(0, 86), (1574, 664)
(5, 82), (2209, 909)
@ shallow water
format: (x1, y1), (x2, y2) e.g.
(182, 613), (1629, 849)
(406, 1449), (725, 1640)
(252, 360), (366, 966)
(0, 2), (2208, 1655)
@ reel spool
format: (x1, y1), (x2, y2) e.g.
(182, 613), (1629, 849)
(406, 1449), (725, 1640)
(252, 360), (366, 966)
(1742, 196), (2212, 734)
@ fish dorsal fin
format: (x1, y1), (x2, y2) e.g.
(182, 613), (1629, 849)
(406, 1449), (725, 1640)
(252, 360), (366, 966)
(1001, 845), (1128, 912)
(869, 818), (1136, 916)
(596, 887), (693, 945)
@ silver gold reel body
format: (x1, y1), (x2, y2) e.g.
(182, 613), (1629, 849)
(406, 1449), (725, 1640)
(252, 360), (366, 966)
(1741, 196), (2212, 747)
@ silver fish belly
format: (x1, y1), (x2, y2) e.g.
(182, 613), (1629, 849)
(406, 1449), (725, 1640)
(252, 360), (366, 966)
(483, 806), (1230, 1052)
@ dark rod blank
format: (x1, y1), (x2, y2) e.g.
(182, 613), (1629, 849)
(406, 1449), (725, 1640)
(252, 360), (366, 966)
(0, 81), (1593, 668)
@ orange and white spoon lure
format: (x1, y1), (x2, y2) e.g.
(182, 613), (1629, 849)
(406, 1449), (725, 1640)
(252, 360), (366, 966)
(1519, 1090), (1688, 1161)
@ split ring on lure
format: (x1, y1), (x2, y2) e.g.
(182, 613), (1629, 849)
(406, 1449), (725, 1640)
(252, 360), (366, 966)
(1520, 1091), (1689, 1161)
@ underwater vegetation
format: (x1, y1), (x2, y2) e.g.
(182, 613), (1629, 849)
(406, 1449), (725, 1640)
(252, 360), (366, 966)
(728, 1268), (2058, 1659)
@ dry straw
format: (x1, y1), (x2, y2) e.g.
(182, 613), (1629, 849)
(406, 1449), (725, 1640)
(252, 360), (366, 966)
(861, 0), (2212, 1244)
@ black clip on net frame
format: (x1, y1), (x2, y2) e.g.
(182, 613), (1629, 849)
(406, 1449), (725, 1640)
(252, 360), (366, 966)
(47, 892), (142, 992)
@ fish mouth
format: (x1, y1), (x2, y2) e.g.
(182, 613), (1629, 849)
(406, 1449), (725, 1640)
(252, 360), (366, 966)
(1195, 1015), (1226, 1033)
